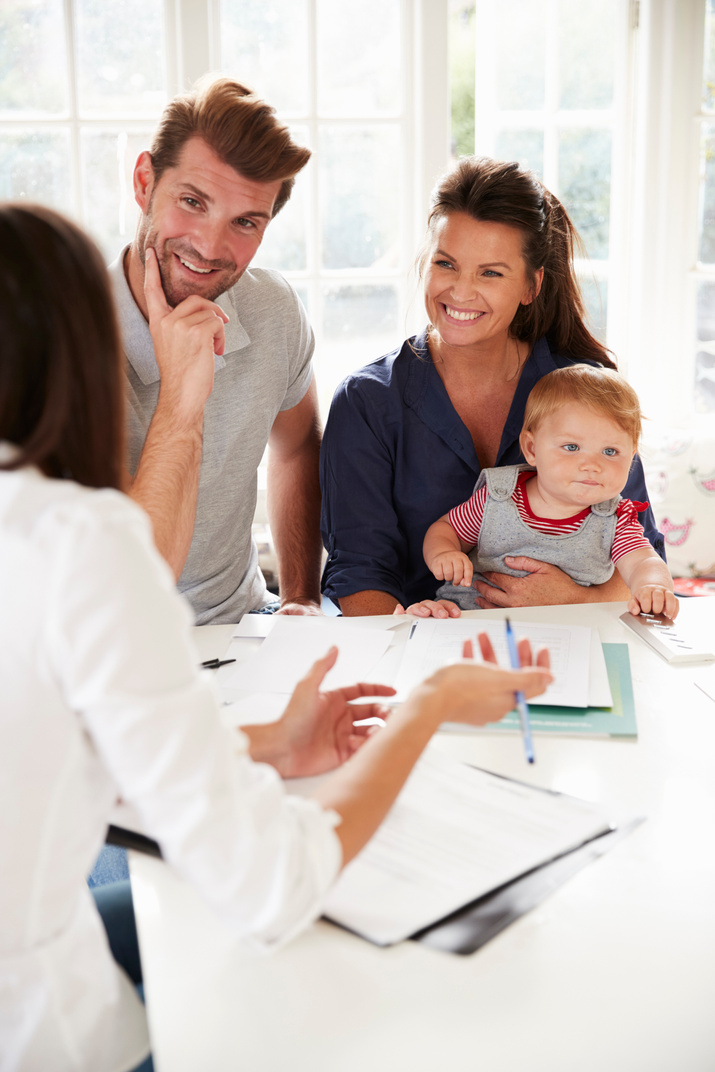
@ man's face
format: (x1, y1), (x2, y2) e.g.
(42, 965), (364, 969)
(134, 136), (282, 307)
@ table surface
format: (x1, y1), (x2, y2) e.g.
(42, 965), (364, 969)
(130, 601), (715, 1072)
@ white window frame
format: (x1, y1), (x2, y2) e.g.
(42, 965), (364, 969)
(627, 0), (706, 426)
(3, 0), (712, 428)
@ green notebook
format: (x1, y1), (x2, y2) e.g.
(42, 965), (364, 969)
(463, 643), (637, 738)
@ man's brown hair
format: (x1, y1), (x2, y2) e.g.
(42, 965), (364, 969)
(149, 76), (311, 216)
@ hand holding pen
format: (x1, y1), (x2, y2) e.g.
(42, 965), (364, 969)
(504, 617), (535, 764)
(463, 624), (550, 763)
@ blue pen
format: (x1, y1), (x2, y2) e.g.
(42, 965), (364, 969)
(504, 617), (534, 764)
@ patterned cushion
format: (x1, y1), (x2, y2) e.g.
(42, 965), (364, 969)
(640, 426), (715, 578)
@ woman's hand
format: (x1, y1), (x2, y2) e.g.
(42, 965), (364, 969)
(394, 599), (462, 619)
(259, 647), (396, 779)
(413, 630), (552, 728)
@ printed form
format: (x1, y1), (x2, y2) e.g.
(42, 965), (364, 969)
(323, 747), (611, 945)
(393, 618), (611, 708)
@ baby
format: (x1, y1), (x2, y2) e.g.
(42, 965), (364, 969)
(423, 365), (678, 619)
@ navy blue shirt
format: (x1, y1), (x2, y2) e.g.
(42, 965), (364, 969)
(320, 332), (665, 608)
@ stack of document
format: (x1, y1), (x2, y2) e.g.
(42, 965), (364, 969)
(322, 747), (612, 946)
(226, 615), (611, 712)
(223, 614), (638, 737)
(393, 618), (612, 709)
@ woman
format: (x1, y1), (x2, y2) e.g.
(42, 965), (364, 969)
(320, 157), (663, 616)
(0, 203), (551, 1072)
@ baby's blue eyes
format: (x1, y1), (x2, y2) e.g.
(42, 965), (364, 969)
(561, 444), (619, 456)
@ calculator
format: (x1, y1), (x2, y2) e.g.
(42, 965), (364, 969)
(619, 612), (715, 664)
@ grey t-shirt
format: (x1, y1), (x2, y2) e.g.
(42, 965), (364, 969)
(109, 250), (314, 625)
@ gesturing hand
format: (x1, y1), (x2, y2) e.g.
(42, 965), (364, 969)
(271, 647), (396, 778)
(413, 630), (552, 729)
(144, 246), (229, 421)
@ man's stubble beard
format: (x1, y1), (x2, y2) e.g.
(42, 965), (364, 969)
(137, 212), (242, 308)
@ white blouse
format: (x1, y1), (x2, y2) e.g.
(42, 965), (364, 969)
(0, 455), (341, 1072)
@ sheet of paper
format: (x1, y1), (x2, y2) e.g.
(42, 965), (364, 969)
(392, 618), (596, 708)
(323, 748), (611, 945)
(225, 617), (393, 694)
(588, 629), (612, 707)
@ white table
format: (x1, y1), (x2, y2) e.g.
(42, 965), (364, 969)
(131, 601), (715, 1072)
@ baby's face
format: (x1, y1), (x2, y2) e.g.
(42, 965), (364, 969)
(521, 402), (636, 511)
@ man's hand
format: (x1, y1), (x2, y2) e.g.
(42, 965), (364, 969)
(251, 647), (395, 778)
(415, 630), (552, 727)
(471, 556), (591, 609)
(277, 599), (323, 616)
(144, 246), (228, 420)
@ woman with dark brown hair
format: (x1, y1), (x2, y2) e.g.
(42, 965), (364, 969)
(320, 156), (663, 617)
(0, 204), (550, 1072)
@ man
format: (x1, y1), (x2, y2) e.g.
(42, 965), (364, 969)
(111, 76), (323, 623)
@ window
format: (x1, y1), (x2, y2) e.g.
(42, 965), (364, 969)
(0, 0), (450, 415)
(449, 0), (715, 429)
(0, 0), (167, 256)
(450, 0), (630, 349)
(1, 0), (713, 427)
(696, 0), (715, 414)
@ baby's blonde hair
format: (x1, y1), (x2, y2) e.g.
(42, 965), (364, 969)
(522, 365), (643, 450)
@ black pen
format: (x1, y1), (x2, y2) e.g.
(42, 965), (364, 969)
(200, 658), (237, 669)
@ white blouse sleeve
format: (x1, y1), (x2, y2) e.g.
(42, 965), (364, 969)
(44, 491), (341, 947)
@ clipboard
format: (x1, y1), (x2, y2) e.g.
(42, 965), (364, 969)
(411, 817), (645, 955)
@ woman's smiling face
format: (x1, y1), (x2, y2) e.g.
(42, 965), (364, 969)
(423, 212), (542, 352)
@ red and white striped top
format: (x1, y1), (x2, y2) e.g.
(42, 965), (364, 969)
(448, 470), (651, 562)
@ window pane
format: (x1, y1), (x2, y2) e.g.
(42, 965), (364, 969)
(320, 283), (400, 409)
(319, 125), (401, 270)
(75, 0), (166, 116)
(252, 173), (308, 273)
(696, 282), (715, 413)
(317, 0), (401, 116)
(0, 129), (71, 208)
(219, 0), (309, 114)
(494, 0), (546, 110)
(578, 276), (608, 343)
(252, 126), (309, 273)
(699, 121), (715, 264)
(559, 128), (611, 260)
(450, 1), (475, 157)
(80, 129), (151, 260)
(703, 0), (715, 111)
(558, 0), (616, 109)
(495, 129), (544, 176)
(0, 0), (67, 115)
(696, 351), (715, 412)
